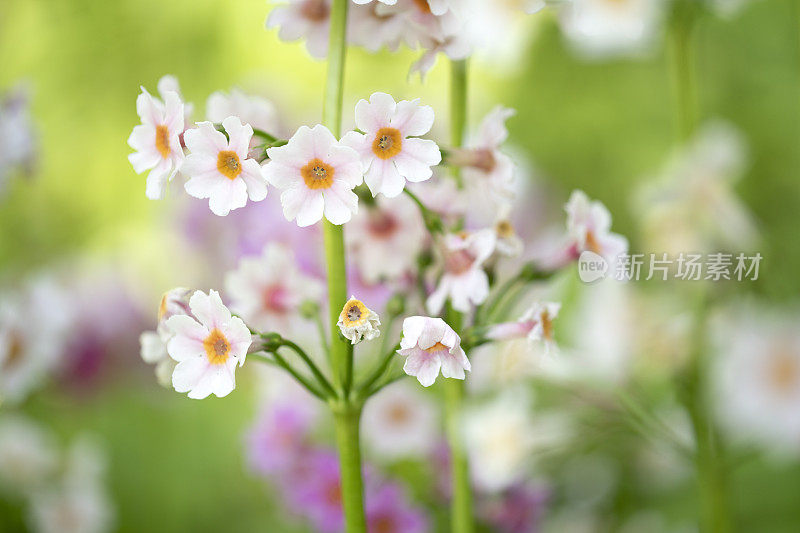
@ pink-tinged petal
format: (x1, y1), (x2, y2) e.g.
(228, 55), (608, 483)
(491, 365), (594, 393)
(206, 289), (233, 328)
(323, 181), (357, 225)
(467, 269), (490, 306)
(440, 351), (467, 380)
(379, 161), (406, 198)
(136, 87), (164, 126)
(392, 99), (434, 137)
(128, 148), (160, 174)
(208, 178), (248, 216)
(471, 230), (498, 265)
(184, 121), (227, 154)
(296, 190), (325, 227)
(266, 142), (306, 169)
(186, 367), (218, 399)
(167, 334), (205, 363)
(394, 138), (440, 182)
(181, 153), (218, 179)
(163, 91), (185, 133)
(486, 321), (533, 341)
(188, 290), (222, 328)
(355, 92), (395, 133)
(309, 124), (338, 160)
(328, 145), (363, 187)
(364, 158), (387, 197)
(340, 130), (371, 160)
(475, 106), (514, 148)
(425, 278), (450, 315)
(400, 316), (427, 350)
(210, 363), (236, 398)
(280, 185), (311, 222)
(144, 161), (173, 200)
(240, 159), (269, 201)
(403, 350), (441, 387)
(440, 326), (460, 351)
(184, 169), (221, 200)
(128, 124), (156, 153)
(263, 161), (298, 190)
(278, 125), (317, 161)
(225, 316), (252, 362)
(166, 314), (208, 341)
(172, 357), (209, 394)
(417, 317), (448, 350)
(223, 116), (253, 157)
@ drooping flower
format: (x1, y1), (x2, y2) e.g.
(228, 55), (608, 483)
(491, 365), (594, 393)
(557, 0), (664, 59)
(341, 92), (440, 198)
(426, 229), (496, 314)
(347, 2), (410, 52)
(157, 287), (193, 323)
(565, 189), (628, 262)
(165, 290), (252, 399)
(486, 301), (560, 351)
(397, 316), (471, 387)
(266, 0), (332, 59)
(450, 106), (516, 205)
(361, 381), (439, 459)
(346, 195), (426, 284)
(182, 116), (269, 216)
(0, 416), (57, 493)
(264, 124), (363, 227)
(127, 86), (185, 200)
(338, 296), (381, 345)
(224, 243), (324, 335)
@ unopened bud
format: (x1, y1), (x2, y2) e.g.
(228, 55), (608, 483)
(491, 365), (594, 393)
(386, 294), (405, 317)
(260, 332), (284, 352)
(299, 299), (320, 319)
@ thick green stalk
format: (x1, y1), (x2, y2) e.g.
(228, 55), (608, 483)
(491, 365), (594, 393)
(668, 0), (698, 141)
(322, 1), (365, 532)
(443, 59), (474, 533)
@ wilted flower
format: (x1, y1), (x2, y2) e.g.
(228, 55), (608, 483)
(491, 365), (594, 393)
(165, 290), (252, 399)
(264, 124), (363, 226)
(225, 243), (324, 335)
(427, 229), (496, 314)
(127, 86), (185, 200)
(341, 92), (440, 198)
(182, 117), (269, 216)
(266, 0), (332, 59)
(397, 316), (471, 387)
(361, 381), (439, 459)
(337, 296), (381, 344)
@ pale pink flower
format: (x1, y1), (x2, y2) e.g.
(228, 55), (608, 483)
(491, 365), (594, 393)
(347, 2), (409, 52)
(397, 316), (470, 387)
(264, 125), (363, 227)
(266, 0), (332, 59)
(166, 290), (252, 399)
(224, 243), (324, 335)
(346, 195), (426, 283)
(206, 89), (282, 139)
(127, 86), (185, 200)
(182, 116), (269, 216)
(342, 92), (439, 198)
(565, 189), (628, 261)
(427, 229), (496, 314)
(486, 301), (560, 351)
(156, 75), (193, 129)
(451, 106), (517, 204)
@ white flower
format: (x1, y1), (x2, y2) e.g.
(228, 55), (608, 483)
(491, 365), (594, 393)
(338, 296), (381, 344)
(156, 74), (194, 129)
(139, 329), (176, 388)
(0, 416), (57, 493)
(348, 2), (409, 52)
(264, 124), (363, 227)
(427, 229), (496, 314)
(712, 309), (800, 452)
(206, 89), (281, 138)
(565, 189), (628, 262)
(346, 195), (426, 283)
(266, 0), (332, 59)
(451, 106), (516, 205)
(487, 301), (560, 350)
(0, 279), (71, 405)
(361, 381), (438, 459)
(410, 27), (472, 79)
(158, 287), (193, 323)
(341, 92), (440, 198)
(493, 217), (524, 258)
(127, 86), (185, 200)
(182, 116), (269, 216)
(165, 290), (252, 399)
(557, 0), (663, 59)
(397, 316), (471, 387)
(224, 243), (324, 334)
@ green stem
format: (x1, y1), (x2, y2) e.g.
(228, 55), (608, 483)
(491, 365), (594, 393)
(264, 352), (327, 401)
(668, 0), (699, 141)
(322, 1), (365, 531)
(280, 339), (338, 399)
(357, 342), (401, 398)
(332, 404), (367, 533)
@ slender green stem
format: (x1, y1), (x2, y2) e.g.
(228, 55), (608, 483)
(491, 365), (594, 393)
(668, 0), (699, 141)
(281, 339), (338, 398)
(314, 312), (331, 358)
(404, 188), (444, 234)
(266, 351), (327, 401)
(357, 342), (402, 398)
(322, 1), (366, 531)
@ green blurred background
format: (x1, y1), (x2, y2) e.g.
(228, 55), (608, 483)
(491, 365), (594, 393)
(1, 0), (800, 531)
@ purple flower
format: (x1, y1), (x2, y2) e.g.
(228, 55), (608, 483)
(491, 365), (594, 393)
(284, 450), (345, 533)
(246, 398), (317, 478)
(479, 482), (550, 533)
(366, 482), (429, 533)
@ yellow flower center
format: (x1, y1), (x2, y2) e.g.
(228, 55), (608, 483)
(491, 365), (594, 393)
(301, 0), (330, 21)
(425, 341), (448, 353)
(495, 220), (515, 239)
(2, 332), (24, 370)
(301, 158), (335, 189)
(155, 124), (171, 159)
(372, 127), (402, 160)
(412, 0), (432, 14)
(585, 230), (601, 254)
(540, 312), (554, 341)
(203, 328), (231, 365)
(387, 404), (411, 424)
(768, 350), (799, 394)
(340, 299), (368, 327)
(217, 150), (242, 180)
